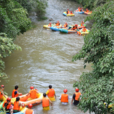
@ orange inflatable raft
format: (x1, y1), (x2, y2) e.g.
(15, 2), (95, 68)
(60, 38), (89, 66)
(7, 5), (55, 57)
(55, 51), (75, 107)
(11, 93), (43, 106)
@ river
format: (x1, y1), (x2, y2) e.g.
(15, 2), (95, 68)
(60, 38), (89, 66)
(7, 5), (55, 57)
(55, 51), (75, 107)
(3, 0), (92, 113)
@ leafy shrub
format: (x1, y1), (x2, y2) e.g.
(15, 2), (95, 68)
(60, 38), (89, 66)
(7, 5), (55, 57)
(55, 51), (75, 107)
(72, 0), (114, 113)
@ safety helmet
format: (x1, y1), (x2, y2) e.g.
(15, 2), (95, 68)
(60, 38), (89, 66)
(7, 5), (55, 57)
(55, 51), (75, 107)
(7, 97), (11, 101)
(30, 86), (34, 89)
(75, 24), (78, 26)
(63, 89), (67, 93)
(75, 88), (79, 92)
(1, 85), (4, 88)
(22, 103), (25, 107)
(28, 104), (32, 108)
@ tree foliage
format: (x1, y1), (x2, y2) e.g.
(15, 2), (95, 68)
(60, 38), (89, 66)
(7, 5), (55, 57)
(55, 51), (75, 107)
(72, 0), (114, 113)
(15, 0), (47, 19)
(0, 0), (31, 38)
(0, 33), (21, 82)
(71, 0), (108, 9)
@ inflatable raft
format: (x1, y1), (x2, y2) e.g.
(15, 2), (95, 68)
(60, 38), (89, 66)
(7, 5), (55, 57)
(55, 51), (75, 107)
(84, 11), (92, 15)
(20, 93), (43, 106)
(63, 12), (75, 16)
(0, 101), (27, 114)
(50, 25), (63, 31)
(59, 28), (77, 34)
(78, 24), (86, 29)
(77, 29), (90, 35)
(75, 9), (84, 14)
(43, 24), (55, 29)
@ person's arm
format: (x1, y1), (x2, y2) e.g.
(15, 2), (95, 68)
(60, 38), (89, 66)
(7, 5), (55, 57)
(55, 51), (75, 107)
(59, 95), (61, 100)
(54, 91), (56, 99)
(1, 91), (6, 98)
(49, 99), (53, 106)
(71, 94), (75, 104)
(17, 91), (22, 96)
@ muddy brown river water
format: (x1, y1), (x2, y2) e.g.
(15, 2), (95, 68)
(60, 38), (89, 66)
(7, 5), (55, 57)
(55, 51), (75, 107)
(2, 0), (92, 113)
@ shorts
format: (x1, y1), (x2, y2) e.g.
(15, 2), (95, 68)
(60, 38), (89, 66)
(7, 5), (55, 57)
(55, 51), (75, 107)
(43, 106), (50, 111)
(73, 100), (79, 106)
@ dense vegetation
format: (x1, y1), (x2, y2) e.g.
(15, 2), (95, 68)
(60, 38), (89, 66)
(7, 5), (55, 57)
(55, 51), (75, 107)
(71, 0), (107, 10)
(72, 0), (114, 113)
(0, 0), (47, 82)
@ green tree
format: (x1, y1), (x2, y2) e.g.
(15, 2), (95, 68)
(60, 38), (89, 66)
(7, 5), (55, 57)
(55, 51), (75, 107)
(15, 0), (47, 19)
(72, 0), (114, 113)
(0, 0), (31, 38)
(0, 33), (21, 82)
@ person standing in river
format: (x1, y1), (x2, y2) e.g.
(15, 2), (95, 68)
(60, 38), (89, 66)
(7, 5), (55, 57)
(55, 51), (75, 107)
(59, 89), (69, 105)
(46, 85), (56, 101)
(71, 88), (81, 106)
(42, 93), (52, 111)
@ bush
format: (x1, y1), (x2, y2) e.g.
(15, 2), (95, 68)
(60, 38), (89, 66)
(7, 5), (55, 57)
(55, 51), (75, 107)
(72, 0), (114, 113)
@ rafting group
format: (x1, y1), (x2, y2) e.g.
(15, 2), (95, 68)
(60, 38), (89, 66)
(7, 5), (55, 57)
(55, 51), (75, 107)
(63, 8), (92, 16)
(0, 85), (81, 114)
(43, 21), (89, 35)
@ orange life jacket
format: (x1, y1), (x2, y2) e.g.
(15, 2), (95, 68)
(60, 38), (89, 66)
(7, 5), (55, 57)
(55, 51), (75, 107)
(30, 89), (37, 99)
(78, 8), (81, 11)
(86, 9), (89, 12)
(25, 109), (33, 114)
(48, 24), (51, 27)
(81, 21), (84, 26)
(13, 101), (20, 111)
(56, 23), (60, 26)
(67, 10), (70, 14)
(82, 28), (86, 32)
(47, 88), (55, 97)
(0, 92), (3, 99)
(73, 26), (76, 30)
(75, 92), (81, 101)
(12, 89), (18, 98)
(42, 97), (50, 107)
(64, 24), (68, 28)
(61, 94), (68, 103)
(3, 101), (11, 110)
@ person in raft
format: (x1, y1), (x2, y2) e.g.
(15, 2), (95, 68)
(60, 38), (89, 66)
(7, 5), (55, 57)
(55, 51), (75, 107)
(71, 24), (78, 30)
(0, 85), (7, 101)
(63, 22), (68, 28)
(59, 89), (69, 105)
(67, 9), (70, 14)
(3, 97), (13, 114)
(25, 104), (34, 114)
(27, 86), (39, 100)
(12, 85), (22, 98)
(70, 11), (73, 14)
(46, 85), (56, 101)
(55, 21), (60, 26)
(71, 88), (81, 106)
(48, 23), (51, 27)
(13, 97), (22, 113)
(42, 93), (52, 111)
(81, 21), (84, 26)
(81, 26), (87, 32)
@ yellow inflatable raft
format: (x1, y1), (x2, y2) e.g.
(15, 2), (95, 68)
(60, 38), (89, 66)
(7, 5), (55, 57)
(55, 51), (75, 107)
(63, 12), (75, 16)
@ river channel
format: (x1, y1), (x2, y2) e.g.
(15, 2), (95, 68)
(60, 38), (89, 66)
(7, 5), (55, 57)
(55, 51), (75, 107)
(3, 0), (92, 113)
